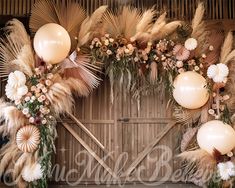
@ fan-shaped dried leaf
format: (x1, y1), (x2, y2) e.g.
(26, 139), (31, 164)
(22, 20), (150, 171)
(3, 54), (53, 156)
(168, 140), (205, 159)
(0, 19), (34, 77)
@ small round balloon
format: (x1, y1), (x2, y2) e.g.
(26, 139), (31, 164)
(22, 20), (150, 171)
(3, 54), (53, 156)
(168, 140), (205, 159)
(33, 23), (71, 64)
(197, 120), (235, 155)
(173, 71), (209, 109)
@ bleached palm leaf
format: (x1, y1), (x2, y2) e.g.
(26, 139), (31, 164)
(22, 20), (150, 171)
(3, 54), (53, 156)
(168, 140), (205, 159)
(0, 19), (34, 77)
(78, 5), (108, 46)
(60, 52), (100, 96)
(30, 0), (86, 50)
(103, 6), (142, 39)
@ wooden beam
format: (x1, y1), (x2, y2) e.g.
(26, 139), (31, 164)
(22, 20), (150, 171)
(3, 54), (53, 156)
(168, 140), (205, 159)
(66, 112), (114, 161)
(62, 122), (117, 179)
(122, 121), (176, 177)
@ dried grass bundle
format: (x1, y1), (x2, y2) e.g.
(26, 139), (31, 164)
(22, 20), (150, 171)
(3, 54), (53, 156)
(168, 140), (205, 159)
(151, 12), (181, 41)
(30, 0), (86, 50)
(102, 6), (142, 39)
(45, 79), (74, 115)
(173, 106), (201, 126)
(178, 149), (216, 186)
(0, 19), (34, 77)
(191, 3), (208, 55)
(220, 32), (233, 64)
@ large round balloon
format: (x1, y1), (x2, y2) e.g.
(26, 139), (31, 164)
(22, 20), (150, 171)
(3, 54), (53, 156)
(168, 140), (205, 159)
(197, 120), (235, 155)
(33, 23), (71, 64)
(173, 71), (209, 109)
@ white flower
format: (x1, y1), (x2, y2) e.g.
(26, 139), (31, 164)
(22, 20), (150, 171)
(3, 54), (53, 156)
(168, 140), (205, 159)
(22, 163), (43, 182)
(218, 161), (235, 180)
(176, 61), (183, 68)
(42, 119), (47, 124)
(5, 71), (28, 101)
(22, 108), (29, 115)
(184, 38), (198, 51)
(207, 63), (229, 83)
(7, 71), (26, 87)
(29, 117), (35, 123)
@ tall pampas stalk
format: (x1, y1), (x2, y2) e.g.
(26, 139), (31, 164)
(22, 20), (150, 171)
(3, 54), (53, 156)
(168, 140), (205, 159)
(78, 5), (108, 47)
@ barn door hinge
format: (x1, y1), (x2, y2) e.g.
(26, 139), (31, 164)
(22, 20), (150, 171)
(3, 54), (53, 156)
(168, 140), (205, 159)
(117, 118), (130, 122)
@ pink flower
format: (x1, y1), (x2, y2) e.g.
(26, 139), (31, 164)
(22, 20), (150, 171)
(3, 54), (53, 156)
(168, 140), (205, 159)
(29, 117), (35, 123)
(173, 45), (190, 61)
(45, 80), (52, 86)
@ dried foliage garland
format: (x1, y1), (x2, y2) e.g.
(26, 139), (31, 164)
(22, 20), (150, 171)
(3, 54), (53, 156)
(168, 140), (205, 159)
(0, 0), (234, 188)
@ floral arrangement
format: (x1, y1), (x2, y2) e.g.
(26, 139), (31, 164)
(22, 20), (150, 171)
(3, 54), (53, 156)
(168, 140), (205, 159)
(0, 1), (235, 188)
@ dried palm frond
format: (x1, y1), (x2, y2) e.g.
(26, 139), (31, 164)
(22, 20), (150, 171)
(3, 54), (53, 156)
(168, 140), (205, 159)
(181, 127), (198, 152)
(0, 19), (34, 77)
(102, 6), (142, 39)
(60, 52), (100, 94)
(173, 106), (201, 126)
(220, 32), (233, 64)
(178, 149), (216, 186)
(78, 5), (108, 46)
(30, 0), (86, 50)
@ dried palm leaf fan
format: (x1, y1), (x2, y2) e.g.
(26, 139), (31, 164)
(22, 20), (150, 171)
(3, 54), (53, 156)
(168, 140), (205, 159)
(102, 6), (142, 39)
(29, 0), (86, 51)
(0, 19), (35, 78)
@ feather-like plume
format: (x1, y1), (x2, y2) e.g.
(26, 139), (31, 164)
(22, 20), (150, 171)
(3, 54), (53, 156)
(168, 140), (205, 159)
(151, 21), (182, 41)
(30, 0), (86, 50)
(224, 49), (235, 64)
(136, 8), (155, 33)
(220, 32), (233, 64)
(131, 8), (155, 42)
(150, 12), (167, 37)
(191, 2), (205, 37)
(178, 149), (216, 186)
(78, 5), (108, 46)
(0, 19), (34, 77)
(45, 79), (74, 115)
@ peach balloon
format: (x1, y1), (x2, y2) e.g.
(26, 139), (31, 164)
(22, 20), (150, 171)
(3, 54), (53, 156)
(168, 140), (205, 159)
(33, 23), (71, 64)
(197, 120), (235, 155)
(173, 71), (209, 109)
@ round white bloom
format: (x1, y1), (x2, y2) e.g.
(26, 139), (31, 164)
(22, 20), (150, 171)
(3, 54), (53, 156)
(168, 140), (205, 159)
(217, 63), (229, 77)
(184, 38), (198, 51)
(207, 64), (218, 78)
(207, 63), (229, 83)
(176, 61), (183, 68)
(218, 161), (235, 180)
(22, 163), (43, 182)
(7, 71), (26, 87)
(17, 85), (28, 96)
(5, 71), (28, 101)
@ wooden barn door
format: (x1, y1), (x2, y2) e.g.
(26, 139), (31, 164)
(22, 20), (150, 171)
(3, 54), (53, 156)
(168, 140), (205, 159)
(53, 79), (179, 184)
